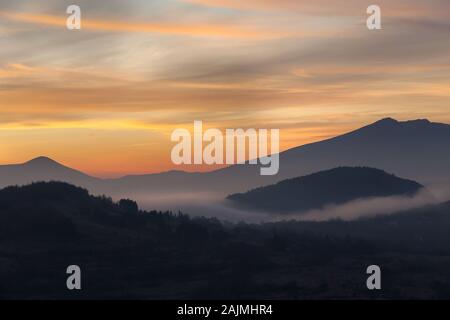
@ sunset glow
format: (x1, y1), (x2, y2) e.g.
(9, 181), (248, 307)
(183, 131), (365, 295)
(1, 0), (449, 177)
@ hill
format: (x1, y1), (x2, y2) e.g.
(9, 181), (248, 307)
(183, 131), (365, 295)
(1, 182), (450, 299)
(227, 167), (423, 213)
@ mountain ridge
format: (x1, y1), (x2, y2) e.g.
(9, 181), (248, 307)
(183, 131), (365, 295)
(0, 117), (449, 197)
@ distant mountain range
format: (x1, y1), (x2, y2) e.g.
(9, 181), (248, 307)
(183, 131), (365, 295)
(0, 118), (449, 197)
(227, 167), (423, 214)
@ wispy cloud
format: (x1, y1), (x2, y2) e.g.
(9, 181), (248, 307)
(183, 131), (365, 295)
(0, 0), (449, 175)
(0, 11), (296, 39)
(183, 0), (450, 18)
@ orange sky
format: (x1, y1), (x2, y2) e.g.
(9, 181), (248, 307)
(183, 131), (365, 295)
(0, 0), (449, 177)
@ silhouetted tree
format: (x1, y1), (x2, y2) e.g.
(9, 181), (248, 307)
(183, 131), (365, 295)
(119, 198), (139, 214)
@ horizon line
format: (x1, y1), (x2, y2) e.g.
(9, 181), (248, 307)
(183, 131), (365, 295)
(0, 116), (446, 179)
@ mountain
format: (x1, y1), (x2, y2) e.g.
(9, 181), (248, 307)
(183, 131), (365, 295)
(206, 118), (450, 194)
(108, 117), (450, 197)
(227, 167), (423, 214)
(0, 156), (99, 188)
(0, 118), (449, 198)
(279, 118), (450, 182)
(105, 117), (450, 196)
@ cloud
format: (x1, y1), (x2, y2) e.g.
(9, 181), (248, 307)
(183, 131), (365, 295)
(0, 63), (44, 78)
(183, 0), (450, 18)
(0, 0), (449, 175)
(0, 11), (296, 39)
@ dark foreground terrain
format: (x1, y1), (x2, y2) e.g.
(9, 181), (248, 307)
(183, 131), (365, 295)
(1, 182), (450, 299)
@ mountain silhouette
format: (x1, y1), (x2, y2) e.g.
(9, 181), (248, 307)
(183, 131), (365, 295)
(0, 118), (448, 197)
(227, 167), (423, 213)
(209, 117), (450, 193)
(105, 117), (450, 196)
(0, 156), (98, 188)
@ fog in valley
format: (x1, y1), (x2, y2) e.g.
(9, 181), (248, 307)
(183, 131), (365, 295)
(121, 181), (450, 223)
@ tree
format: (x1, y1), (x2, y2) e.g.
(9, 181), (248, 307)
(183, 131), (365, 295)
(119, 199), (139, 214)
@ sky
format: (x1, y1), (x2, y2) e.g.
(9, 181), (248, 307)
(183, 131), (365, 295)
(0, 0), (449, 177)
